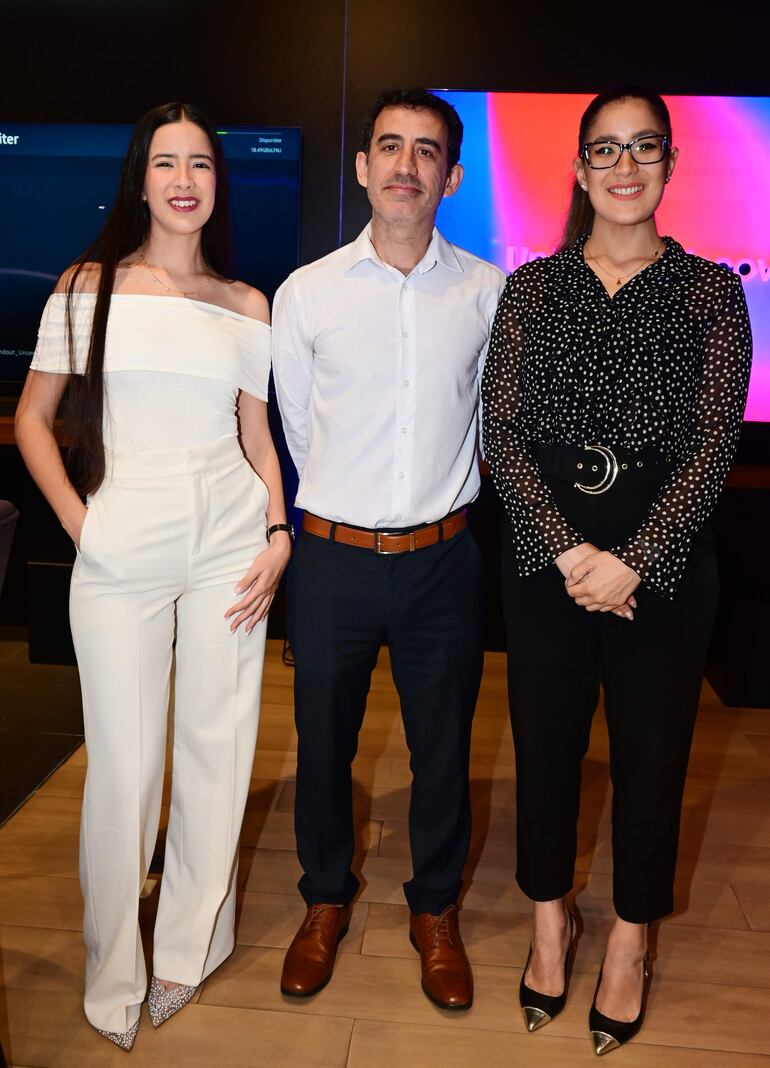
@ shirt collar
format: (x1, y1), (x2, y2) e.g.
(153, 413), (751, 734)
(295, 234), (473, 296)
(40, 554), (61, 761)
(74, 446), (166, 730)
(656, 236), (698, 280)
(344, 224), (463, 276)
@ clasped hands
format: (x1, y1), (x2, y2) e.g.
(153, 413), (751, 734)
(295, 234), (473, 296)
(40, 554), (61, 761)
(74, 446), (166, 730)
(555, 543), (640, 621)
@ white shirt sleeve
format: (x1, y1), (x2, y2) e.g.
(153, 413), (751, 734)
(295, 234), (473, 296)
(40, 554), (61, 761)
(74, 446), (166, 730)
(272, 274), (314, 477)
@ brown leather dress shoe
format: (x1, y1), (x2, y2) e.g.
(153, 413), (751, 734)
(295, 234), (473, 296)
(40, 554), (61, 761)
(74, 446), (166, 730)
(280, 903), (352, 997)
(409, 904), (473, 1010)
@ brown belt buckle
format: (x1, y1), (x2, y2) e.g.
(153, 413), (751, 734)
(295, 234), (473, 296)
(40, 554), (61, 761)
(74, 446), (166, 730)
(375, 530), (416, 554)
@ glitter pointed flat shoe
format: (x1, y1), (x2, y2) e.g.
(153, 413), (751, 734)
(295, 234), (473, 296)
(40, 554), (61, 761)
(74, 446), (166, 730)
(148, 976), (198, 1027)
(96, 1019), (139, 1051)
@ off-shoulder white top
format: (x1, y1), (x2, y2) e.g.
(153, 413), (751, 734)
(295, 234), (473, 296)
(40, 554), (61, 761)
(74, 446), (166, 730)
(31, 293), (271, 452)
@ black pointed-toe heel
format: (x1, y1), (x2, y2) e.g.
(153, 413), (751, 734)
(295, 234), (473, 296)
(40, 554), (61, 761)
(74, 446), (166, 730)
(519, 910), (577, 1032)
(589, 952), (651, 1056)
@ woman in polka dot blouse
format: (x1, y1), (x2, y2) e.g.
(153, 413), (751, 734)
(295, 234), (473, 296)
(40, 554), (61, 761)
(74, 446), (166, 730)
(482, 86), (752, 1055)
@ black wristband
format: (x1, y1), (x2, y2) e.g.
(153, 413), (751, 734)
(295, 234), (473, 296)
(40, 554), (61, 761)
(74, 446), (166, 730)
(266, 523), (294, 542)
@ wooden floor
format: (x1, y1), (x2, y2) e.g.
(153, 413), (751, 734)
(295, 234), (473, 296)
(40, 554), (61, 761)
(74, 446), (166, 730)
(2, 639), (770, 1066)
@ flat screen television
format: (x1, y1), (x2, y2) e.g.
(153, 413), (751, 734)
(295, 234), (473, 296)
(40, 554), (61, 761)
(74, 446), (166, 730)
(0, 121), (301, 387)
(435, 92), (770, 447)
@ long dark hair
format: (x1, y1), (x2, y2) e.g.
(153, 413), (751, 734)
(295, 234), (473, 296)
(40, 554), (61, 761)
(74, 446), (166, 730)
(558, 86), (672, 253)
(65, 102), (232, 495)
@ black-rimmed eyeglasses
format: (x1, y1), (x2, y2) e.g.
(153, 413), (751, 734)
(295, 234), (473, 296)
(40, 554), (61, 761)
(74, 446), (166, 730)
(582, 134), (669, 169)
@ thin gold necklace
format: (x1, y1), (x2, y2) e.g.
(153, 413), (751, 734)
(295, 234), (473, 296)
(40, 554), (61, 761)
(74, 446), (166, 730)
(584, 240), (664, 289)
(138, 250), (214, 298)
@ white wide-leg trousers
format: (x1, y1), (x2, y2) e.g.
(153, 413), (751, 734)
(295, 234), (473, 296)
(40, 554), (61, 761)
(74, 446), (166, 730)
(69, 435), (268, 1034)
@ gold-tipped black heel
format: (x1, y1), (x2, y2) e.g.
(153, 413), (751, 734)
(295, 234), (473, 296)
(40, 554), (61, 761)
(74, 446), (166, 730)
(589, 952), (651, 1055)
(519, 909), (577, 1032)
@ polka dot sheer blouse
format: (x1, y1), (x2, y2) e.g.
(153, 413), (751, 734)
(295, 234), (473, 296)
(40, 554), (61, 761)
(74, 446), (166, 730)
(481, 235), (753, 599)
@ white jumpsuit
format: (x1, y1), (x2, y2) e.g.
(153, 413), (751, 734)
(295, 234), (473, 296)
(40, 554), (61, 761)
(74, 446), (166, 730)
(31, 292), (271, 1033)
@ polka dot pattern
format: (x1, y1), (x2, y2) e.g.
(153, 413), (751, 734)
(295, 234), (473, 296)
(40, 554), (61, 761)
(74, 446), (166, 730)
(481, 235), (753, 599)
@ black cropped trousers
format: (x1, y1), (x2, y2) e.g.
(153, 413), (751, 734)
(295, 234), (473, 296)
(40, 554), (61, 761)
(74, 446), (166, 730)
(501, 476), (719, 924)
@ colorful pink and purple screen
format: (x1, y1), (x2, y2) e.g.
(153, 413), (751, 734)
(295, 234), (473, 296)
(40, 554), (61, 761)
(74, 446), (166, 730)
(436, 92), (770, 423)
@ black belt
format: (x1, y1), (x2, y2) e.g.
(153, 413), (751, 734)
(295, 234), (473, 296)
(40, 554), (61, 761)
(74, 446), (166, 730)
(532, 445), (671, 495)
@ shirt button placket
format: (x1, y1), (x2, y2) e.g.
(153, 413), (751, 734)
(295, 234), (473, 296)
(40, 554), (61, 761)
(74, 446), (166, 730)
(394, 277), (416, 520)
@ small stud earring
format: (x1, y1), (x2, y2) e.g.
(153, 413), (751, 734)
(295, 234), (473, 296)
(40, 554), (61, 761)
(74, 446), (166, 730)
(664, 176), (671, 184)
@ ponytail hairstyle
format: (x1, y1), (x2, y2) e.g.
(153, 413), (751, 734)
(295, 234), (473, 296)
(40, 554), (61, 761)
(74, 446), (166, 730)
(558, 86), (672, 253)
(65, 102), (232, 495)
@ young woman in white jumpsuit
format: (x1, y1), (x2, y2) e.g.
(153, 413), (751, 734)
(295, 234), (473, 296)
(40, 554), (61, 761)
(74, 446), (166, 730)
(15, 103), (291, 1051)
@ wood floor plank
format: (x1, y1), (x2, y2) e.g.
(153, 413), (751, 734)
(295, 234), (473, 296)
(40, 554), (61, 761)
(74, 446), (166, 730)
(346, 1019), (770, 1068)
(0, 799), (80, 877)
(360, 901), (768, 987)
(572, 870), (749, 931)
(746, 733), (770, 761)
(3, 641), (770, 1066)
(361, 901), (531, 968)
(663, 842), (770, 887)
(248, 748), (297, 781)
(62, 743), (87, 767)
(0, 989), (353, 1068)
(241, 807), (381, 854)
(653, 925), (770, 988)
(0, 924), (85, 993)
(199, 944), (770, 1054)
(575, 828), (770, 886)
(236, 892), (368, 953)
(36, 762), (88, 798)
(240, 847), (303, 895)
(0, 874), (82, 931)
(732, 881), (770, 931)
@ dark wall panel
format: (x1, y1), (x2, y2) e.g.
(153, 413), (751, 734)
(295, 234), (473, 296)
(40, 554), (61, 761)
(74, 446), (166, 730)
(4, 0), (770, 268)
(341, 0), (770, 241)
(0, 0), (346, 264)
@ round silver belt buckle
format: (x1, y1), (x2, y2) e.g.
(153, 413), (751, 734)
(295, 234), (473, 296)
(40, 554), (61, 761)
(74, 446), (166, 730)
(574, 444), (619, 495)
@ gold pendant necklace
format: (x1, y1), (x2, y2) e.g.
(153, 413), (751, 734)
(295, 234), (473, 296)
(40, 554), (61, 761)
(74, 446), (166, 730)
(585, 241), (664, 288)
(139, 250), (214, 298)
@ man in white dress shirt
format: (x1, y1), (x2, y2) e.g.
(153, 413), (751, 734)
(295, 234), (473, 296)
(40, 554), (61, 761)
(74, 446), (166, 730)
(272, 88), (505, 1009)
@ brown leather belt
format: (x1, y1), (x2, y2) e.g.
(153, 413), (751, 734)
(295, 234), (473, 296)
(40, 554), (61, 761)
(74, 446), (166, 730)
(302, 510), (467, 554)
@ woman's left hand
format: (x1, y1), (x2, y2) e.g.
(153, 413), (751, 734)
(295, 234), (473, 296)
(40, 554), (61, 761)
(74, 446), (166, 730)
(566, 550), (641, 613)
(225, 535), (292, 633)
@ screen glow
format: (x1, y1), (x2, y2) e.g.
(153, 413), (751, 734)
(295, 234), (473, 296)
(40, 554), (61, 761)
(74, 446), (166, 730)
(436, 92), (770, 423)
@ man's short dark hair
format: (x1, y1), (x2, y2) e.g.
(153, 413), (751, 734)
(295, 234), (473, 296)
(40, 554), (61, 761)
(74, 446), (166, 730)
(360, 88), (464, 170)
